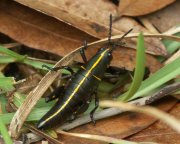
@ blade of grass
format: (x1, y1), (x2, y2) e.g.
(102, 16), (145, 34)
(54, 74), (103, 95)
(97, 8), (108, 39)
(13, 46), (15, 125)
(119, 57), (180, 100)
(24, 59), (71, 74)
(162, 33), (180, 54)
(0, 45), (71, 74)
(0, 77), (15, 92)
(0, 73), (4, 77)
(0, 106), (51, 124)
(120, 33), (145, 101)
(0, 45), (25, 60)
(0, 54), (55, 71)
(13, 92), (55, 108)
(0, 118), (13, 144)
(0, 55), (16, 63)
(0, 95), (8, 113)
(23, 59), (53, 71)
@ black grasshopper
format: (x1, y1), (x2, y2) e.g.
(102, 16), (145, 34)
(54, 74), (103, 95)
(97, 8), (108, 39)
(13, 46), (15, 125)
(37, 15), (132, 129)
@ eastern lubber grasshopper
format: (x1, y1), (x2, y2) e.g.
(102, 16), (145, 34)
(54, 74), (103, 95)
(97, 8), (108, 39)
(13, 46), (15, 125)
(37, 15), (132, 129)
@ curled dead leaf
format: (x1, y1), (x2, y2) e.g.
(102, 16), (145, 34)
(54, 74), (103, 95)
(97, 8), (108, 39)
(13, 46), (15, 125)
(100, 100), (180, 133)
(13, 0), (167, 56)
(143, 0), (180, 32)
(0, 0), (164, 72)
(118, 0), (175, 16)
(128, 102), (180, 143)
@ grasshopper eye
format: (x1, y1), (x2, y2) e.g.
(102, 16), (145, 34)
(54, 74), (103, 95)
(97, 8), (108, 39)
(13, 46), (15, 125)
(97, 47), (105, 53)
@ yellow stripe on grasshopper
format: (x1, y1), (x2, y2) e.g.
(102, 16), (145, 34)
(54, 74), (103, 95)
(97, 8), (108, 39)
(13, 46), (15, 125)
(42, 49), (109, 124)
(81, 66), (101, 81)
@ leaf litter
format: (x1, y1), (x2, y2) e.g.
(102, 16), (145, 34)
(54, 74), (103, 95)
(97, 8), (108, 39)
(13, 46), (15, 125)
(9, 33), (180, 138)
(10, 0), (168, 55)
(0, 0), (179, 143)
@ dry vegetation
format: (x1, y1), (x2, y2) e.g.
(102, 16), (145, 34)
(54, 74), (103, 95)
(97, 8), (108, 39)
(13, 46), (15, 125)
(0, 0), (180, 144)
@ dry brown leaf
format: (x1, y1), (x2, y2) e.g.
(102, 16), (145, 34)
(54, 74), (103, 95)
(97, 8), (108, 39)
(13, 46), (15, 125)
(0, 0), (164, 72)
(0, 0), (96, 55)
(118, 0), (175, 16)
(58, 97), (177, 144)
(128, 102), (180, 144)
(108, 48), (162, 73)
(138, 17), (159, 34)
(14, 0), (167, 56)
(14, 0), (118, 38)
(100, 101), (180, 133)
(144, 0), (180, 32)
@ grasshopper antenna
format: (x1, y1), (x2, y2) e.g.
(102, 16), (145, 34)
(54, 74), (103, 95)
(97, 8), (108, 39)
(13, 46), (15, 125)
(110, 28), (133, 51)
(108, 14), (133, 51)
(108, 14), (113, 45)
(118, 28), (133, 42)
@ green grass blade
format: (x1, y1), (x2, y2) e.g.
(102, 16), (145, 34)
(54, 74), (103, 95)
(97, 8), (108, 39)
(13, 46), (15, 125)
(24, 59), (71, 74)
(0, 55), (16, 63)
(0, 55), (55, 71)
(0, 72), (6, 78)
(162, 32), (180, 54)
(119, 32), (145, 101)
(0, 118), (13, 144)
(0, 45), (25, 61)
(23, 59), (53, 70)
(0, 95), (8, 113)
(0, 72), (15, 93)
(119, 57), (180, 100)
(13, 92), (55, 108)
(158, 32), (180, 62)
(0, 106), (51, 124)
(0, 45), (71, 74)
(0, 77), (15, 92)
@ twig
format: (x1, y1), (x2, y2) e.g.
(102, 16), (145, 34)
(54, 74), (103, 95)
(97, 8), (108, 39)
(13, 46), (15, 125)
(24, 124), (63, 144)
(143, 82), (180, 105)
(59, 82), (180, 130)
(57, 130), (156, 144)
(27, 57), (56, 64)
(163, 26), (180, 35)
